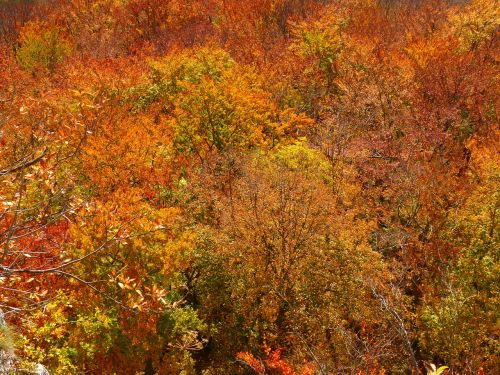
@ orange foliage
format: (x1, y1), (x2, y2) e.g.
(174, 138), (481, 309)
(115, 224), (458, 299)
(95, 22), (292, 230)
(0, 0), (497, 374)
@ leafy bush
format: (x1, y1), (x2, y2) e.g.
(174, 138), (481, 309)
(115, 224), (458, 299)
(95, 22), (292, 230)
(16, 21), (70, 74)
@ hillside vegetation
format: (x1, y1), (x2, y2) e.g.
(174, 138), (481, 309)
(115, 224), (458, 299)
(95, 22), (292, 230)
(0, 0), (498, 374)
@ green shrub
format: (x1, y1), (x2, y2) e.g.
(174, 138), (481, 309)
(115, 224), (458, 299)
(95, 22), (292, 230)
(16, 21), (70, 74)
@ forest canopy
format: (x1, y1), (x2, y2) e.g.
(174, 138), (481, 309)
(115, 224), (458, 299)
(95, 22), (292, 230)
(0, 0), (498, 374)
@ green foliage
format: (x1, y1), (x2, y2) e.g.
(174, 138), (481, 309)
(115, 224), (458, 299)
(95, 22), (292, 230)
(158, 306), (206, 343)
(419, 160), (499, 370)
(273, 140), (333, 182)
(0, 322), (14, 353)
(129, 48), (234, 110)
(16, 21), (70, 74)
(129, 47), (294, 158)
(448, 0), (500, 51)
(290, 15), (347, 91)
